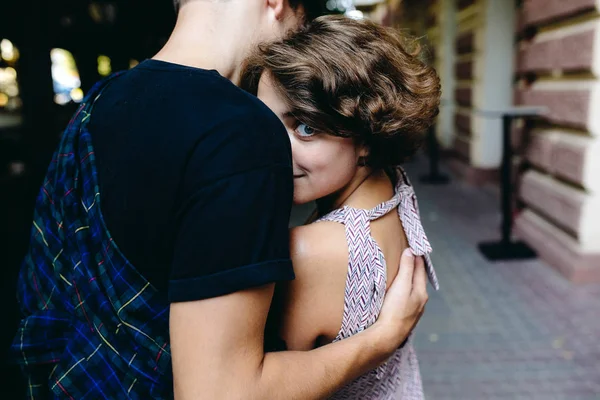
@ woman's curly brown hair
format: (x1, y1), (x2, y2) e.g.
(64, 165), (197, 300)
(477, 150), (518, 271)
(241, 15), (441, 169)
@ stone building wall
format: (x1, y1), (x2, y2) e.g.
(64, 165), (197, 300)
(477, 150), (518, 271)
(513, 0), (600, 282)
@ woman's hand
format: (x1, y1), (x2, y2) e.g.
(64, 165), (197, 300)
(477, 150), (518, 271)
(374, 249), (429, 353)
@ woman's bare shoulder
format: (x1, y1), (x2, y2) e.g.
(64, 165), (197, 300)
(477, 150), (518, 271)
(280, 222), (349, 349)
(290, 222), (348, 266)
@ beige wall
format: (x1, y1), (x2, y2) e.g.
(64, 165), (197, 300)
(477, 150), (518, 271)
(429, 0), (457, 149)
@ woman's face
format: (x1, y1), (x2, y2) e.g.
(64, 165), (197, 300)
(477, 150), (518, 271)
(257, 73), (362, 205)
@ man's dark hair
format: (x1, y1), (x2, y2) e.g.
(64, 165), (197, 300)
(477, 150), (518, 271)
(290, 0), (326, 21)
(172, 0), (182, 13)
(173, 0), (325, 21)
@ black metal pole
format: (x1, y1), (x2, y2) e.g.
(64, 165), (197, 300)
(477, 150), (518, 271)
(428, 125), (439, 176)
(420, 123), (450, 184)
(500, 114), (513, 246)
(478, 112), (536, 261)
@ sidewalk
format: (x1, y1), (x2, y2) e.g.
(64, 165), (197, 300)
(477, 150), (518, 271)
(404, 157), (600, 400)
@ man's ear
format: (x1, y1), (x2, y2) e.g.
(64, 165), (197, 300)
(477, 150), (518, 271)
(357, 145), (370, 167)
(359, 145), (370, 158)
(267, 0), (286, 20)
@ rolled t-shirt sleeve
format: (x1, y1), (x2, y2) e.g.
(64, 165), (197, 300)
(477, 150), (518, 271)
(168, 165), (295, 303)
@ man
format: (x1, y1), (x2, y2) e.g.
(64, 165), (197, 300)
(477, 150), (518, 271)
(12, 1), (429, 398)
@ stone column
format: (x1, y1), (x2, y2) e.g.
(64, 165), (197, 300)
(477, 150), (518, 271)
(393, 0), (456, 147)
(473, 0), (516, 167)
(449, 0), (516, 184)
(435, 0), (458, 149)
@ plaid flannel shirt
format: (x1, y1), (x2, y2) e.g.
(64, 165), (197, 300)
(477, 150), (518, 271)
(11, 73), (173, 399)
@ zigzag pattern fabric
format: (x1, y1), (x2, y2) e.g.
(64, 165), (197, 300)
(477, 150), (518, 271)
(317, 167), (438, 399)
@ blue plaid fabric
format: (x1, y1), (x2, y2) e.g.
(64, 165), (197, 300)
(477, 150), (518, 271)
(11, 73), (173, 399)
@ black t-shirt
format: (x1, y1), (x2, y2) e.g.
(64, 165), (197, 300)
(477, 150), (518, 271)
(87, 60), (295, 303)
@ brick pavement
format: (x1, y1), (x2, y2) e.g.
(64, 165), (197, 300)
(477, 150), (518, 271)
(403, 157), (600, 400)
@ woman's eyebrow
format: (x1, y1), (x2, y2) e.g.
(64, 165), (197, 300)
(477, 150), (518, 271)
(282, 112), (298, 125)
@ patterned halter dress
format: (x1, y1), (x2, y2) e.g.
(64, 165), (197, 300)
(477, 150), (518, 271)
(317, 167), (439, 399)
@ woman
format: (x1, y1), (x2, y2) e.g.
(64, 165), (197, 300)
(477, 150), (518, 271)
(242, 15), (441, 399)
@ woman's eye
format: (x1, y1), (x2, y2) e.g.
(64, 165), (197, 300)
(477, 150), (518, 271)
(296, 123), (316, 137)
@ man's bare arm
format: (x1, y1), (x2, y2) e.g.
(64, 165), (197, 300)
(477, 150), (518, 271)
(171, 249), (427, 400)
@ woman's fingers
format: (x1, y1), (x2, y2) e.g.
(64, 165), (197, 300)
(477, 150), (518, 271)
(376, 248), (429, 349)
(411, 255), (428, 304)
(395, 248), (415, 295)
(380, 248), (415, 313)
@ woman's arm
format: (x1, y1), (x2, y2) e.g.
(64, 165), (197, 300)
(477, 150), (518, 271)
(278, 223), (351, 350)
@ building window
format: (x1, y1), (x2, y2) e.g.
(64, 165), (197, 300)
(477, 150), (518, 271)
(0, 39), (22, 111)
(97, 55), (112, 76)
(50, 48), (83, 105)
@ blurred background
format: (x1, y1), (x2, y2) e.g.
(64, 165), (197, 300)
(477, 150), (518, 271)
(1, 0), (599, 398)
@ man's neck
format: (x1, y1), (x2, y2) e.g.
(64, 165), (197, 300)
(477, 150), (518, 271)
(153, 3), (253, 85)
